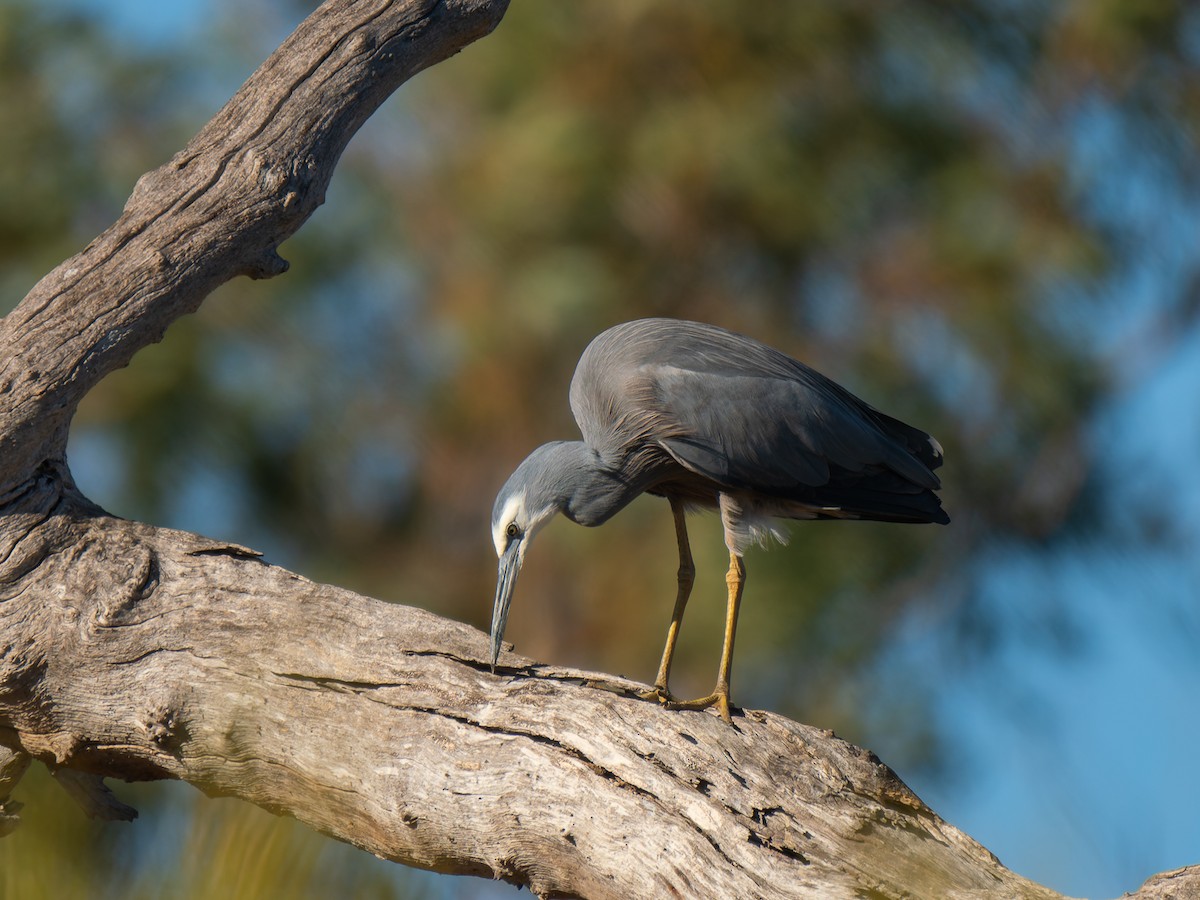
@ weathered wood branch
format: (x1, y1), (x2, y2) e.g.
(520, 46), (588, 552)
(0, 0), (509, 487)
(1, 483), (1194, 898)
(1, 1), (1197, 897)
(0, 476), (1062, 898)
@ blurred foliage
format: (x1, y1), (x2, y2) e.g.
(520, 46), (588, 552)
(3, 0), (1200, 897)
(0, 2), (188, 300)
(0, 765), (420, 900)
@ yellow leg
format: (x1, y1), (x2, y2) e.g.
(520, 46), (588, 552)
(667, 551), (745, 723)
(639, 498), (695, 704)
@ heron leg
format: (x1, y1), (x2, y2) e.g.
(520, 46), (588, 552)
(639, 498), (695, 705)
(667, 551), (744, 724)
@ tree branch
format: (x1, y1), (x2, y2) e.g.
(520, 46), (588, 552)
(0, 483), (1064, 897)
(0, 1), (1197, 897)
(0, 0), (509, 488)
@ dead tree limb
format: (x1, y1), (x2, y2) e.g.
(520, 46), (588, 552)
(0, 489), (1062, 900)
(0, 1), (1196, 897)
(0, 0), (509, 486)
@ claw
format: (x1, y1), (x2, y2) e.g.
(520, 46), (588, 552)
(636, 685), (677, 706)
(663, 688), (734, 724)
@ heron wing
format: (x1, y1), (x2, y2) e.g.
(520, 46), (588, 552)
(574, 319), (943, 495)
(660, 367), (937, 486)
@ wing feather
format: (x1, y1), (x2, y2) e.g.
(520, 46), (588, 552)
(571, 319), (942, 498)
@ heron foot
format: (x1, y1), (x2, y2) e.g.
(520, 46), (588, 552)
(636, 684), (679, 706)
(664, 689), (734, 724)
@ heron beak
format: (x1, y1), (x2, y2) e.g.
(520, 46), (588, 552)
(490, 538), (523, 670)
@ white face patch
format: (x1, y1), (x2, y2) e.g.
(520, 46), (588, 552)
(493, 493), (525, 557)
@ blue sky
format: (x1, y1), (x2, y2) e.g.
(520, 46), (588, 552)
(52, 0), (207, 43)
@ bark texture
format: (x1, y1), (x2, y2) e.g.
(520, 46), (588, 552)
(1, 1), (1197, 898)
(0, 481), (1064, 899)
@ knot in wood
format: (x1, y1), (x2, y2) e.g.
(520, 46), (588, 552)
(144, 704), (185, 755)
(245, 249), (290, 281)
(93, 544), (159, 628)
(247, 148), (289, 193)
(152, 249), (171, 272)
(350, 31), (376, 55)
(125, 166), (172, 211)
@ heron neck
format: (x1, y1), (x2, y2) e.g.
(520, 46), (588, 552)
(556, 441), (643, 528)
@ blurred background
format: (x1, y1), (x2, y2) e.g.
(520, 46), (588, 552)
(2, 1), (1200, 897)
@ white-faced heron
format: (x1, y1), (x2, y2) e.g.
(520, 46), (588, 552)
(490, 317), (948, 722)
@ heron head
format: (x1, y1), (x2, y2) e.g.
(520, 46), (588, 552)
(489, 443), (576, 668)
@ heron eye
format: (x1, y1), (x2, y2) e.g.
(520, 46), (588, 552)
(505, 522), (521, 539)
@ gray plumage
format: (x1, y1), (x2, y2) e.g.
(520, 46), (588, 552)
(490, 317), (948, 721)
